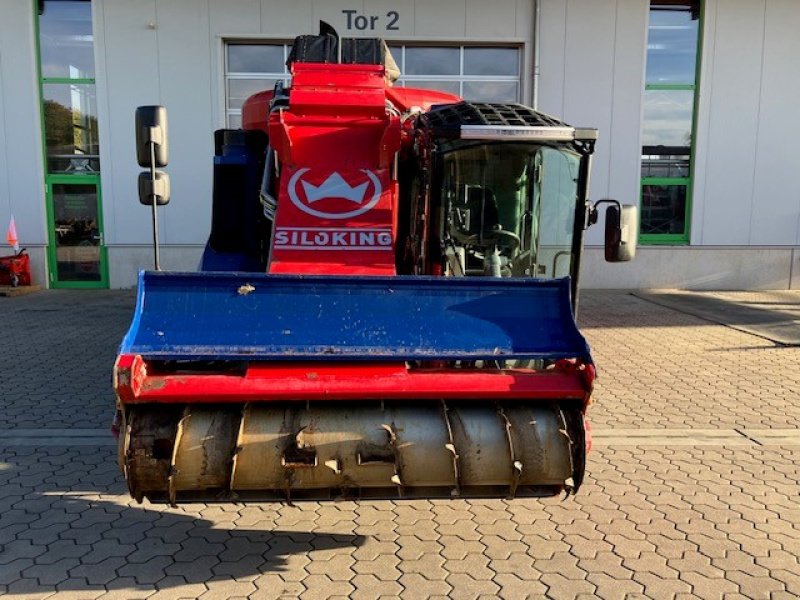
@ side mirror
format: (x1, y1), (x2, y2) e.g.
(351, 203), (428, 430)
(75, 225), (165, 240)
(138, 171), (170, 206)
(604, 203), (638, 262)
(135, 105), (169, 167)
(135, 105), (170, 270)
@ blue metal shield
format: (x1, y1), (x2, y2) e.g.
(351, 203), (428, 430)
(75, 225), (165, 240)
(119, 271), (592, 362)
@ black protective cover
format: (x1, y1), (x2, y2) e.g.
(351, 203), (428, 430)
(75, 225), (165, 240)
(209, 129), (268, 254)
(341, 38), (384, 65)
(286, 34), (338, 65)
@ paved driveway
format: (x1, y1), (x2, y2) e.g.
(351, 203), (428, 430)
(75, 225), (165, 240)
(1, 290), (799, 599)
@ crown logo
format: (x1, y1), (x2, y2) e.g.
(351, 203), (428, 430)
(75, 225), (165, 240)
(301, 172), (369, 205)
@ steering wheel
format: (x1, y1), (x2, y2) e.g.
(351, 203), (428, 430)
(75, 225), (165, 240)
(483, 228), (521, 254)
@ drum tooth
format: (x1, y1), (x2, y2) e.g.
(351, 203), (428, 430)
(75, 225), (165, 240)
(440, 400), (461, 497)
(557, 408), (576, 497)
(380, 423), (403, 495)
(228, 404), (248, 492)
(497, 405), (522, 499)
(167, 407), (190, 507)
(121, 410), (135, 501)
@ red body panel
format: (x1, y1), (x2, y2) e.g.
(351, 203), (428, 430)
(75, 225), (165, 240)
(241, 89), (273, 134)
(267, 63), (401, 276)
(115, 354), (592, 405)
(385, 86), (461, 112)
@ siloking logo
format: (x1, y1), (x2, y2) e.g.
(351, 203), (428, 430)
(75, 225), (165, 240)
(276, 169), (391, 251)
(273, 227), (392, 251)
(288, 168), (382, 220)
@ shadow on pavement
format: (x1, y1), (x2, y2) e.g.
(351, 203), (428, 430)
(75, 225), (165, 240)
(0, 448), (364, 597)
(634, 291), (800, 345)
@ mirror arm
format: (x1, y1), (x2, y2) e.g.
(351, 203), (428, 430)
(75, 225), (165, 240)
(148, 141), (160, 271)
(588, 198), (621, 228)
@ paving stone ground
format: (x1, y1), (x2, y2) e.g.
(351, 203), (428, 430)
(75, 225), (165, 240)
(1, 289), (799, 599)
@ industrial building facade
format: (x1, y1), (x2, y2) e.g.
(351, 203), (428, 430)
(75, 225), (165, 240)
(0, 0), (798, 289)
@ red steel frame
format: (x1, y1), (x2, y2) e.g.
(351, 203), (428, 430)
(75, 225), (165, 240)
(115, 354), (594, 406)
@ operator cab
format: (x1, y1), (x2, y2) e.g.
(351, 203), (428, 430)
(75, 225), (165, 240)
(409, 102), (604, 300)
(441, 140), (583, 279)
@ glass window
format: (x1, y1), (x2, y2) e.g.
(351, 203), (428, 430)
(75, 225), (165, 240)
(224, 43), (523, 127)
(464, 47), (519, 77)
(227, 78), (279, 110)
(462, 81), (518, 103)
(228, 44), (285, 73)
(640, 1), (700, 243)
(642, 89), (694, 148)
(51, 183), (102, 281)
(641, 183), (688, 235)
(224, 43), (290, 127)
(42, 83), (100, 173)
(404, 47), (460, 76)
(646, 8), (699, 85)
(441, 142), (580, 279)
(404, 80), (461, 96)
(641, 152), (691, 179)
(392, 45), (521, 102)
(39, 0), (95, 79)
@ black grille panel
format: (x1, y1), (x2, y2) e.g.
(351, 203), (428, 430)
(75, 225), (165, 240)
(421, 102), (571, 131)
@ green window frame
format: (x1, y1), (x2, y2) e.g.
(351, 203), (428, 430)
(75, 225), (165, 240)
(44, 175), (109, 288)
(34, 0), (107, 287)
(639, 1), (703, 246)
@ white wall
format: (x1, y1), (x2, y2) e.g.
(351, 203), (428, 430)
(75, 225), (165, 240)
(0, 0), (48, 284)
(538, 0), (800, 251)
(693, 0), (800, 247)
(581, 247), (797, 290)
(538, 0), (799, 289)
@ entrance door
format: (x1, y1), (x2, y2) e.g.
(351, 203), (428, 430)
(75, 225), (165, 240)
(46, 176), (108, 287)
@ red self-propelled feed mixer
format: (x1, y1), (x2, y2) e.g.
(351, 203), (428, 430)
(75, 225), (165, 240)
(113, 28), (637, 504)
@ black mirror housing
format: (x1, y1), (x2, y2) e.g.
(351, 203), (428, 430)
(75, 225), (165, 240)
(604, 203), (638, 262)
(138, 171), (171, 206)
(135, 105), (169, 167)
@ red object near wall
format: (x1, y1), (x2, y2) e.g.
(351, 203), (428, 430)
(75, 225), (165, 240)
(0, 250), (31, 287)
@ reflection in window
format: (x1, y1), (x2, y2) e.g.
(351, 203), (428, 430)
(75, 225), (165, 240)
(462, 81), (518, 103)
(464, 47), (519, 77)
(404, 47), (460, 76)
(646, 8), (699, 85)
(223, 43), (523, 125)
(52, 183), (102, 281)
(406, 80), (461, 96)
(228, 44), (285, 73)
(640, 0), (700, 242)
(42, 83), (99, 173)
(228, 78), (279, 110)
(225, 43), (290, 127)
(441, 143), (579, 279)
(642, 89), (694, 148)
(391, 45), (521, 103)
(640, 184), (687, 235)
(641, 152), (690, 179)
(39, 0), (95, 79)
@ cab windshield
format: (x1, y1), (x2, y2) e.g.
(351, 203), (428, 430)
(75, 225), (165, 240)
(441, 142), (581, 278)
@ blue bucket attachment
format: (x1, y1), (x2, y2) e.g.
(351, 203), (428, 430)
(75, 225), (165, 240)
(120, 271), (591, 363)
